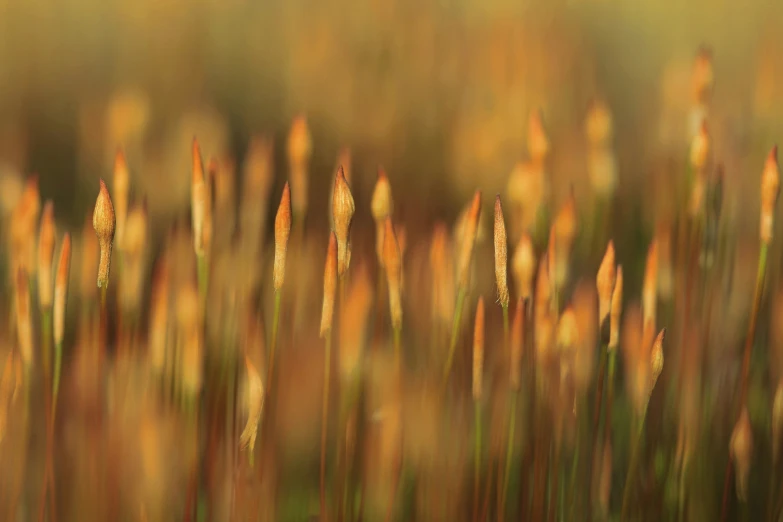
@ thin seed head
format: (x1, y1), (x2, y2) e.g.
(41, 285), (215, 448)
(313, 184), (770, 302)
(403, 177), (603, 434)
(494, 195), (509, 308)
(15, 268), (32, 368)
(609, 266), (623, 350)
(191, 137), (206, 256)
(456, 191), (481, 290)
(761, 145), (780, 244)
(333, 166), (355, 276)
(472, 297), (485, 400)
(273, 183), (292, 290)
(372, 168), (394, 263)
(371, 168), (393, 223)
(513, 234), (536, 299)
(239, 355), (265, 454)
(38, 201), (56, 308)
(510, 297), (525, 390)
(320, 232), (338, 337)
(650, 328), (665, 390)
(80, 214), (98, 299)
(730, 407), (753, 502)
(596, 241), (616, 328)
(54, 233), (71, 346)
(383, 218), (403, 331)
(93, 179), (116, 288)
(113, 148), (129, 249)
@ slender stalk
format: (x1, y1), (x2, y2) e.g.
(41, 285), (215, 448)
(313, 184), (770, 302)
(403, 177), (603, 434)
(442, 287), (467, 389)
(267, 290), (282, 388)
(568, 395), (588, 521)
(604, 350), (617, 448)
(548, 445), (561, 522)
(721, 243), (768, 522)
(321, 333), (333, 520)
(500, 391), (518, 521)
(738, 243), (768, 407)
(197, 253), (208, 314)
(473, 401), (482, 522)
(620, 407), (649, 521)
(393, 327), (402, 367)
(589, 345), (608, 515)
(39, 309), (57, 522)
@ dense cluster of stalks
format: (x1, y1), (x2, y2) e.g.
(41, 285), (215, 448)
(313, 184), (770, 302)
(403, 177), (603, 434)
(1, 48), (783, 522)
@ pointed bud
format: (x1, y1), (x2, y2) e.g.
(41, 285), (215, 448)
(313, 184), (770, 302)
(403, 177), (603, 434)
(54, 233), (71, 346)
(472, 297), (485, 400)
(93, 179), (116, 288)
(513, 234), (536, 300)
(273, 183), (292, 290)
(761, 146), (780, 245)
(510, 297), (525, 390)
(320, 232), (338, 337)
(609, 266), (623, 351)
(38, 201), (56, 308)
(239, 355), (265, 455)
(191, 138), (206, 256)
(80, 214), (98, 300)
(383, 219), (403, 331)
(113, 148), (129, 249)
(650, 328), (665, 391)
(372, 168), (393, 263)
(596, 241), (616, 336)
(730, 407), (753, 502)
(371, 167), (393, 223)
(333, 166), (355, 276)
(456, 191), (482, 290)
(494, 196), (509, 308)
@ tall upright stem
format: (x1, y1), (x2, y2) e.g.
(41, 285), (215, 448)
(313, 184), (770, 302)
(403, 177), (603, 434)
(321, 332), (333, 520)
(442, 288), (467, 390)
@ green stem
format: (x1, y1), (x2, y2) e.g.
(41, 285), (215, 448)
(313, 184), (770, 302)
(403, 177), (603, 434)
(474, 401), (482, 522)
(442, 288), (467, 390)
(53, 341), (62, 419)
(620, 406), (649, 521)
(321, 333), (332, 520)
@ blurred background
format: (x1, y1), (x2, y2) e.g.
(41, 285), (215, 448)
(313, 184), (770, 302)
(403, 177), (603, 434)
(0, 0), (782, 233)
